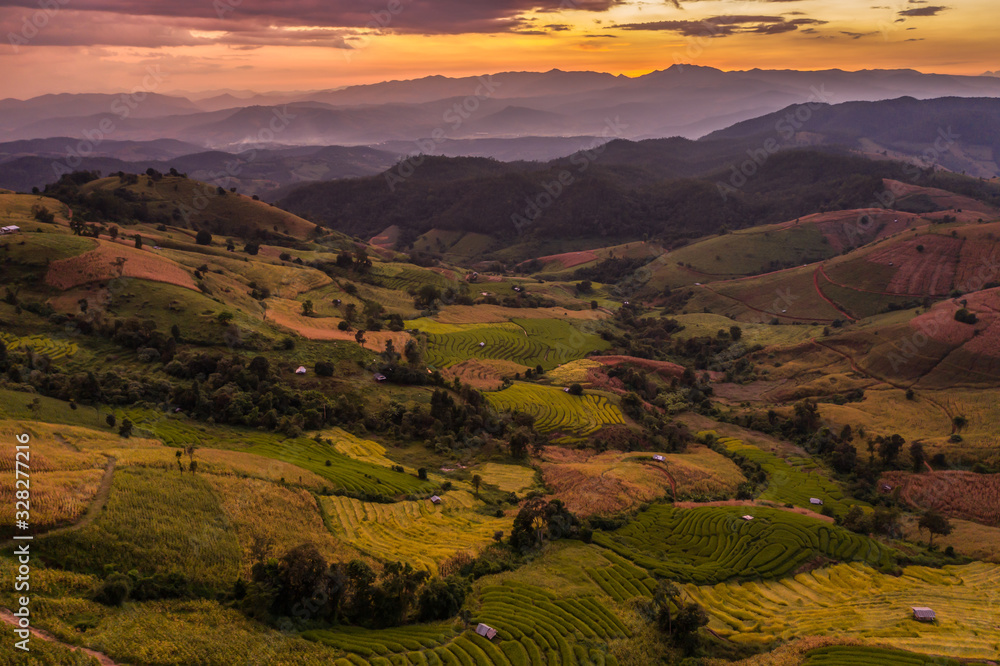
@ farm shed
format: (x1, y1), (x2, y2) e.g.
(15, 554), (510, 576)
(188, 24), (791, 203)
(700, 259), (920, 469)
(809, 498), (823, 505)
(742, 515), (754, 521)
(294, 366), (307, 374)
(911, 607), (936, 622)
(429, 495), (442, 504)
(373, 373), (387, 382)
(653, 455), (666, 462)
(0, 225), (20, 234)
(475, 623), (498, 640)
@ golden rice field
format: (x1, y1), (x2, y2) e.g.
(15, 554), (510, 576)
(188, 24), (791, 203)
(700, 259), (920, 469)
(320, 490), (509, 574)
(324, 427), (397, 468)
(486, 383), (625, 436)
(0, 468), (104, 530)
(475, 462), (539, 494)
(539, 446), (744, 516)
(206, 476), (363, 576)
(0, 421), (127, 473)
(0, 332), (79, 360)
(687, 562), (1000, 660)
(547, 358), (604, 385)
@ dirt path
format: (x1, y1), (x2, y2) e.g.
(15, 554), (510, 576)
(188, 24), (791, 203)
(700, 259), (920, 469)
(672, 499), (835, 523)
(1, 609), (120, 665)
(812, 266), (857, 321)
(1, 457), (116, 550)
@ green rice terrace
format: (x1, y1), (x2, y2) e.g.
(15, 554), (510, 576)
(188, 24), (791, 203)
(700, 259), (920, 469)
(423, 319), (609, 371)
(592, 505), (895, 585)
(486, 383), (625, 436)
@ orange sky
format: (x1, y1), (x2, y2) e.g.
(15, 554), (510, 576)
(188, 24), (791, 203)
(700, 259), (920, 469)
(1, 0), (997, 97)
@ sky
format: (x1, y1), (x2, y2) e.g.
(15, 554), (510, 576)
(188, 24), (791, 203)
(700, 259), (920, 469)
(1, 0), (997, 98)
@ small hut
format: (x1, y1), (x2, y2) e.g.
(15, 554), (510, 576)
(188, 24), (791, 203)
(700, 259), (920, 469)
(809, 498), (823, 506)
(295, 366), (307, 375)
(911, 607), (936, 622)
(429, 495), (442, 505)
(475, 623), (498, 640)
(653, 455), (666, 462)
(742, 515), (754, 521)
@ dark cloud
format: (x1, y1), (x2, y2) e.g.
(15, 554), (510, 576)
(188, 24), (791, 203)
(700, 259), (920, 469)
(0, 0), (623, 45)
(618, 14), (825, 37)
(898, 5), (949, 16)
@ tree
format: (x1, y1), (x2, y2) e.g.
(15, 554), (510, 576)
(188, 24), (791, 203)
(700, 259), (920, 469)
(301, 300), (314, 316)
(576, 280), (593, 294)
(134, 234), (142, 249)
(244, 242), (260, 256)
(119, 417), (134, 438)
(195, 230), (212, 245)
(909, 441), (926, 472)
(568, 383), (583, 396)
(344, 303), (357, 323)
(729, 325), (742, 342)
(226, 239), (235, 251)
(217, 311), (234, 325)
(877, 434), (905, 467)
(472, 474), (482, 498)
(653, 581), (681, 635)
(918, 510), (953, 548)
(109, 226), (119, 240)
(952, 415), (968, 433)
(106, 414), (117, 429)
(354, 329), (367, 348)
(415, 285), (440, 309)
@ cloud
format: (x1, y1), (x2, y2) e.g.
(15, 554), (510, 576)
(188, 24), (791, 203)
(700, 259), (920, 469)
(898, 5), (949, 16)
(618, 14), (825, 37)
(0, 0), (625, 47)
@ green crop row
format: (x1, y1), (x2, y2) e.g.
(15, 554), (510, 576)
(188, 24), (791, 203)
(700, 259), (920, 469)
(592, 505), (895, 585)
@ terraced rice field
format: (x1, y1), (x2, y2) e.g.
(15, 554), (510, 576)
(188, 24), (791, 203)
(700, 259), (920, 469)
(592, 505), (893, 585)
(486, 383), (624, 436)
(424, 319), (608, 372)
(688, 561), (1000, 660)
(584, 550), (658, 602)
(370, 263), (457, 292)
(309, 581), (631, 665)
(803, 644), (989, 665)
(46, 240), (198, 291)
(714, 434), (857, 516)
(320, 491), (508, 573)
(0, 332), (79, 360)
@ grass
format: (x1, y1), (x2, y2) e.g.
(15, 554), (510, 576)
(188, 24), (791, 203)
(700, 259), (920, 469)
(592, 505), (894, 585)
(486, 383), (624, 436)
(688, 561), (1000, 660)
(475, 463), (539, 494)
(320, 490), (509, 574)
(42, 467), (242, 587)
(668, 313), (824, 346)
(713, 433), (859, 516)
